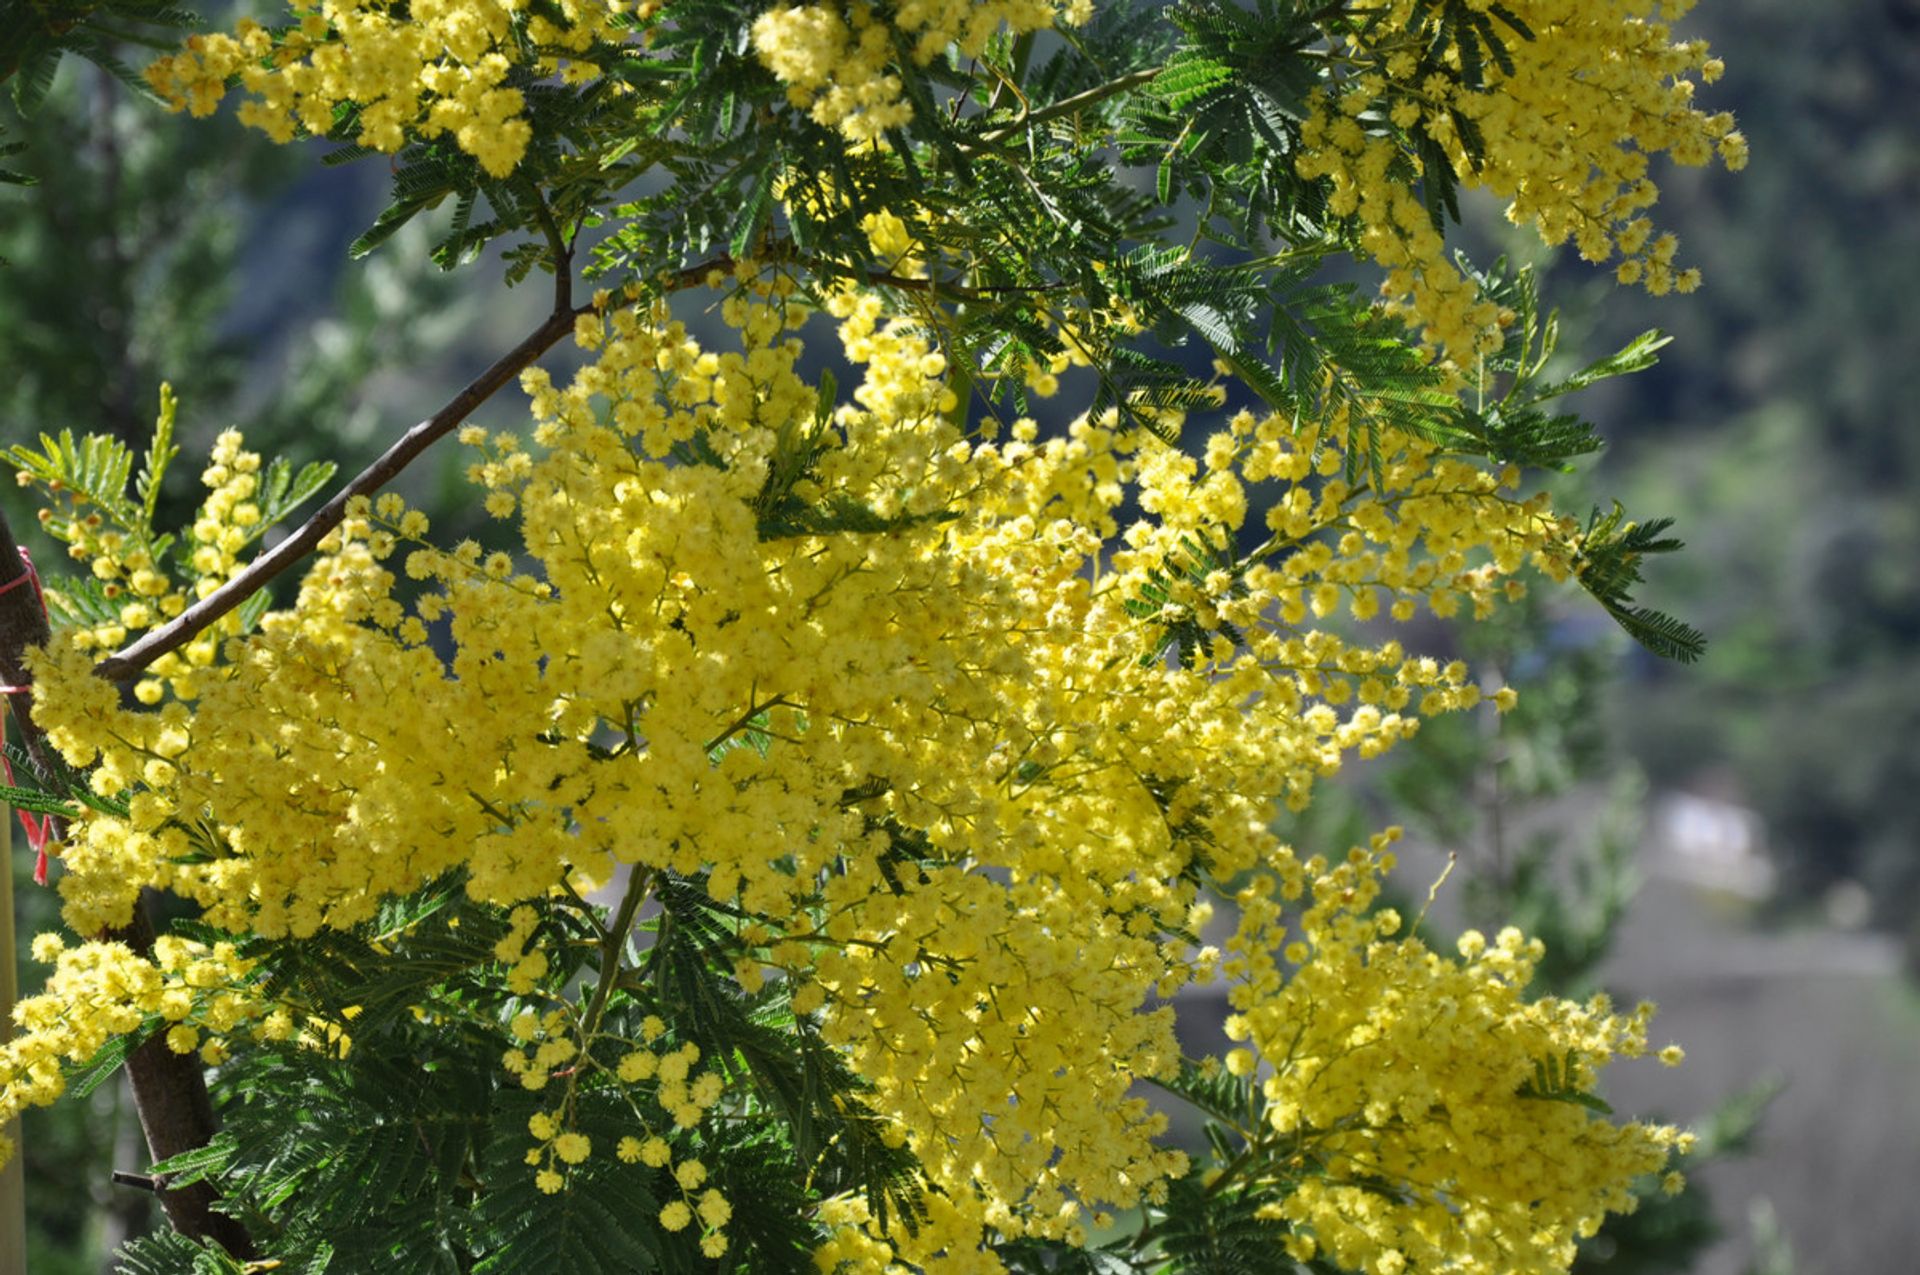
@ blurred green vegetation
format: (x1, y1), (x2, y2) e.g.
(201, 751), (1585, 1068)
(1546, 0), (1920, 953)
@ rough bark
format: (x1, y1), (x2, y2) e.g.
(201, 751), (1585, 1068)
(0, 507), (255, 1258)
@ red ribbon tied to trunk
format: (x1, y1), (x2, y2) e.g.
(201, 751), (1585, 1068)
(0, 547), (56, 884)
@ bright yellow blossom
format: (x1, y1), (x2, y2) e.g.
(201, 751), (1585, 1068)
(15, 279), (1682, 1268)
(1294, 0), (1741, 363)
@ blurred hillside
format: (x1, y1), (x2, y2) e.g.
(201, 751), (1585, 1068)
(1602, 830), (1920, 1275)
(1543, 0), (1920, 952)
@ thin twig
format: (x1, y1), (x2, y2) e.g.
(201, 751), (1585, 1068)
(530, 184), (577, 316)
(92, 298), (586, 683)
(0, 507), (255, 1257)
(673, 244), (1065, 305)
(976, 65), (1164, 146)
(581, 869), (652, 1039)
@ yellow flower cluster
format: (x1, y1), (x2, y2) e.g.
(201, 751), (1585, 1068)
(506, 995), (729, 1253)
(146, 0), (1100, 166)
(144, 1), (627, 177)
(753, 0), (1091, 140)
(0, 934), (269, 1156)
(1295, 0), (1743, 362)
(20, 414), (274, 712)
(1221, 830), (1688, 1273)
(23, 275), (1672, 1265)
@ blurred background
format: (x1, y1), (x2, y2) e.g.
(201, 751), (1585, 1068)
(2, 0), (1916, 1270)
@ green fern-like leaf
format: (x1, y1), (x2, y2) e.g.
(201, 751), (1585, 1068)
(471, 1092), (664, 1275)
(1151, 1056), (1259, 1132)
(1516, 1048), (1614, 1114)
(251, 455), (338, 544)
(1575, 504), (1705, 663)
(66, 1031), (141, 1100)
(8, 429), (139, 525)
(638, 884), (928, 1233)
(0, 780), (79, 819)
(701, 1122), (822, 1273)
(1149, 1169), (1303, 1274)
(110, 1228), (239, 1275)
(203, 1022), (500, 1271)
(147, 1134), (241, 1190)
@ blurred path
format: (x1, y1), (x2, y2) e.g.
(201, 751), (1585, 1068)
(1600, 796), (1920, 1275)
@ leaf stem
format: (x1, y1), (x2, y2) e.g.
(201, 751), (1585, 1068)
(92, 295), (587, 683)
(582, 868), (652, 1040)
(977, 65), (1164, 145)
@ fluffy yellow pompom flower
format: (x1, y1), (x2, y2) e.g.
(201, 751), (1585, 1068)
(1222, 831), (1679, 1274)
(144, 1), (625, 176)
(753, 0), (1089, 140)
(16, 280), (1678, 1263)
(1294, 0), (1741, 362)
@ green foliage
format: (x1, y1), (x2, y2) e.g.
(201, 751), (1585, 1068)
(1121, 528), (1248, 668)
(1517, 1049), (1614, 1115)
(6, 416), (178, 561)
(0, 0), (200, 248)
(1445, 259), (1609, 470)
(0, 0), (195, 121)
(473, 1097), (664, 1274)
(743, 387), (961, 541)
(0, 779), (81, 820)
(644, 874), (925, 1235)
(0, 131), (29, 186)
(3, 738), (130, 820)
(340, 0), (791, 277)
(66, 871), (925, 1272)
(2, 396), (334, 630)
(111, 1227), (249, 1275)
(1121, 0), (1326, 248)
(1147, 1171), (1308, 1275)
(1096, 247), (1461, 469)
(244, 881), (512, 1032)
(1574, 504), (1705, 665)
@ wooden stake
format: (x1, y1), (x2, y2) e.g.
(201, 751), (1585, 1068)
(1, 699), (29, 1275)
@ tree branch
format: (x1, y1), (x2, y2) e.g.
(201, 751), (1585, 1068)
(976, 65), (1164, 145)
(672, 249), (1060, 305)
(0, 509), (255, 1257)
(92, 300), (584, 683)
(116, 900), (257, 1259)
(0, 514), (61, 790)
(89, 232), (1027, 687)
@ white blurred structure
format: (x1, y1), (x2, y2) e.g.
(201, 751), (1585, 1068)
(1648, 789), (1776, 900)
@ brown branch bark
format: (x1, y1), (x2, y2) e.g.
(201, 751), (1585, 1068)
(92, 301), (583, 683)
(114, 900), (257, 1259)
(0, 510), (255, 1257)
(0, 513), (59, 789)
(3, 235), (594, 1255)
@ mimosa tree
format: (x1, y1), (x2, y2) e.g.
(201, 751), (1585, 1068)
(0, 1), (1742, 1270)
